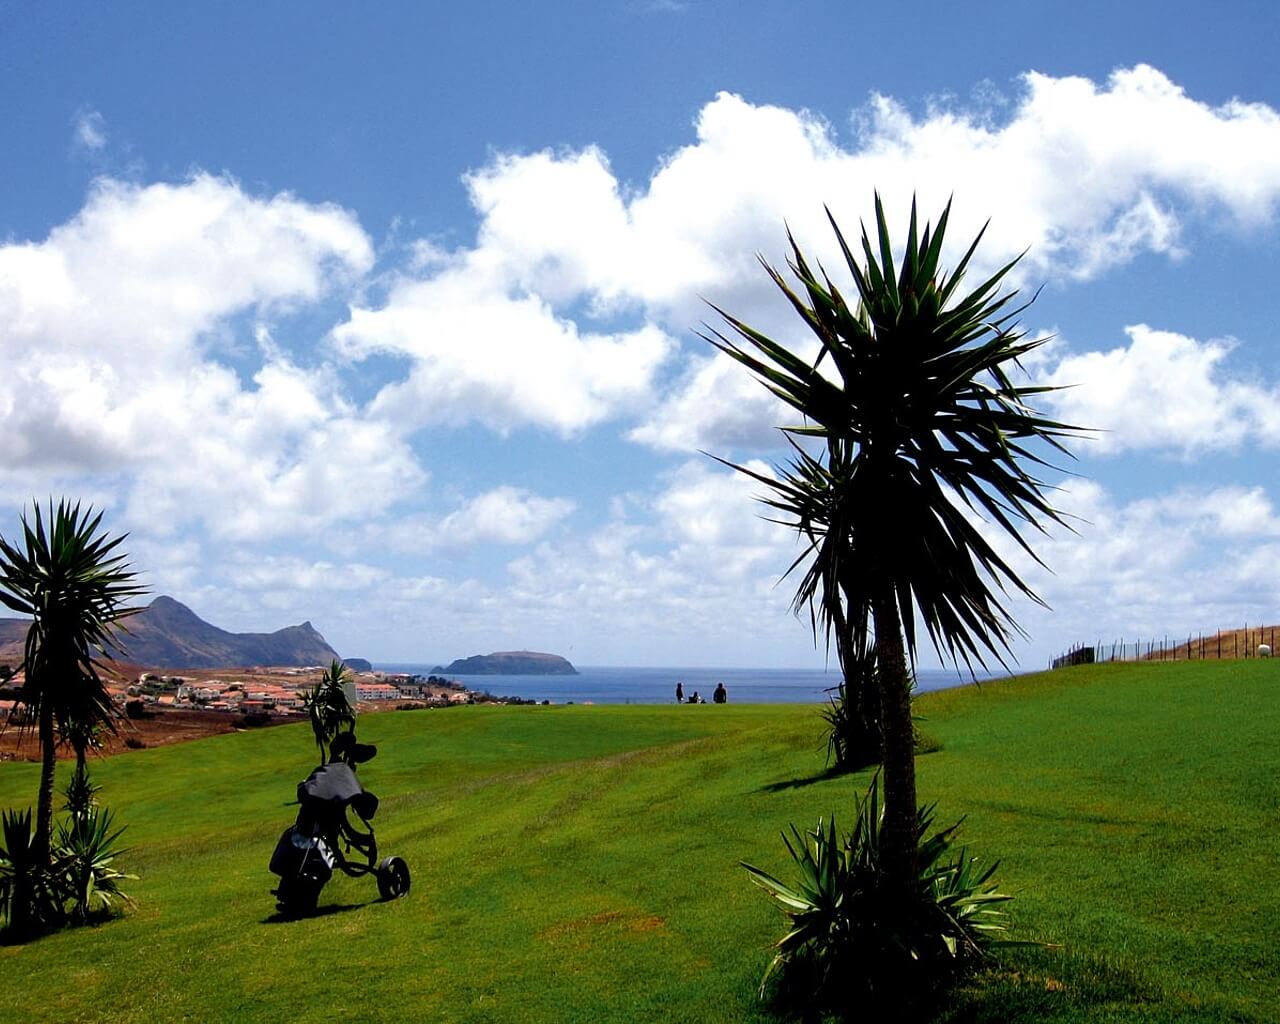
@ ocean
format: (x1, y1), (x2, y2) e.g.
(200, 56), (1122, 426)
(371, 664), (998, 705)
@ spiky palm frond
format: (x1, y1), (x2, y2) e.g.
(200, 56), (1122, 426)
(708, 195), (1084, 670)
(304, 660), (356, 762)
(0, 500), (145, 739)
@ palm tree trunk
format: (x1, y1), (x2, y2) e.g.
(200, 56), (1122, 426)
(871, 587), (918, 899)
(34, 699), (56, 867)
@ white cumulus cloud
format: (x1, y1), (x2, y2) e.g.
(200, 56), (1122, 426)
(375, 486), (576, 552)
(1041, 325), (1280, 454)
(0, 174), (424, 539)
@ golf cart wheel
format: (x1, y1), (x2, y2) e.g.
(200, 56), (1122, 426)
(376, 856), (411, 900)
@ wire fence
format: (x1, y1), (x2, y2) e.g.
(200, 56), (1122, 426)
(1051, 625), (1279, 669)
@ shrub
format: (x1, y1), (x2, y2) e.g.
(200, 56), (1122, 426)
(56, 806), (135, 924)
(62, 763), (102, 820)
(2, 771), (137, 936)
(742, 776), (1018, 1017)
(820, 676), (881, 772)
(822, 662), (940, 771)
(0, 808), (65, 935)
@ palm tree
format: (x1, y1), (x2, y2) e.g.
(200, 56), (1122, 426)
(0, 501), (144, 877)
(304, 660), (357, 763)
(709, 195), (1081, 905)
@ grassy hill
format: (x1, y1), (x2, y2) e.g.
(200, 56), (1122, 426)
(1, 661), (1277, 1022)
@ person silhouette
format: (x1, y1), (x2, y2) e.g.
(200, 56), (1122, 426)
(713, 682), (727, 704)
(675, 681), (684, 703)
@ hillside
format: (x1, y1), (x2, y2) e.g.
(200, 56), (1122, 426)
(442, 650), (578, 675)
(0, 661), (1275, 1022)
(0, 595), (351, 670)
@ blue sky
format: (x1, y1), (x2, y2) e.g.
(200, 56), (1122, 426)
(3, 2), (1280, 668)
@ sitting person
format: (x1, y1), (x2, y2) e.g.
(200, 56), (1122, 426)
(713, 682), (727, 704)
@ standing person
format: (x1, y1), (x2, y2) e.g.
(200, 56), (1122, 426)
(675, 681), (684, 703)
(713, 682), (727, 704)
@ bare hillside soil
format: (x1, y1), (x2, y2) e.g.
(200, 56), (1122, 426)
(1139, 623), (1280, 660)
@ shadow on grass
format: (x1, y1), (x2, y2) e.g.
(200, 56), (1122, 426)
(758, 947), (1173, 1024)
(261, 902), (368, 925)
(931, 948), (1163, 1024)
(0, 908), (126, 946)
(757, 765), (853, 793)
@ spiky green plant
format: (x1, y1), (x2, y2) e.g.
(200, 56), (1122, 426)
(304, 659), (356, 763)
(0, 808), (65, 935)
(710, 196), (1082, 915)
(56, 805), (135, 924)
(0, 500), (144, 933)
(62, 762), (102, 823)
(819, 646), (882, 771)
(742, 776), (1018, 1014)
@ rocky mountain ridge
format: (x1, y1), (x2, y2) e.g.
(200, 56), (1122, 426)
(0, 595), (354, 670)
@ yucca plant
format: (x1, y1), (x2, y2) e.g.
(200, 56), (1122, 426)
(62, 762), (102, 823)
(56, 805), (135, 924)
(0, 500), (144, 934)
(0, 808), (65, 936)
(819, 646), (881, 771)
(743, 776), (1018, 1014)
(710, 195), (1082, 918)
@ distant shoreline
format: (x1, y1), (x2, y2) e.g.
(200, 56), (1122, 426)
(370, 664), (1000, 705)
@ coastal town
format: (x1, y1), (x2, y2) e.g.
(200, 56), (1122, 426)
(0, 663), (539, 760)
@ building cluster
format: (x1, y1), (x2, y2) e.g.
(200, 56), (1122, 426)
(117, 670), (463, 716)
(0, 668), (487, 724)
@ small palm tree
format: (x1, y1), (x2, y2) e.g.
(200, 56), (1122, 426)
(0, 501), (144, 897)
(304, 660), (356, 763)
(711, 195), (1081, 913)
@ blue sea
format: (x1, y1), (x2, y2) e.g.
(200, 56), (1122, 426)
(371, 664), (998, 705)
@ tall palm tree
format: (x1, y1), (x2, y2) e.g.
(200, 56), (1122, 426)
(0, 501), (144, 873)
(709, 195), (1081, 903)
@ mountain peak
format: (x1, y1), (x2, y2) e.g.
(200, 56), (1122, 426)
(116, 596), (344, 670)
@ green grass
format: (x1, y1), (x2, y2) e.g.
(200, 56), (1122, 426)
(1, 660), (1277, 1022)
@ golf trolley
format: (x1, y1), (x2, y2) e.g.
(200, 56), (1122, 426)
(269, 731), (410, 915)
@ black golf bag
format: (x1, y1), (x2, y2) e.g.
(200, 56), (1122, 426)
(269, 732), (409, 914)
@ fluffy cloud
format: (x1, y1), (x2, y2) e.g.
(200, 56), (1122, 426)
(335, 263), (673, 436)
(465, 65), (1280, 308)
(967, 480), (1280, 665)
(376, 486), (576, 552)
(0, 174), (425, 539)
(1041, 325), (1280, 454)
(232, 555), (389, 593)
(330, 66), (1280, 455)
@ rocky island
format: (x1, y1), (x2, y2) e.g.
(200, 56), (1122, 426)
(440, 650), (578, 675)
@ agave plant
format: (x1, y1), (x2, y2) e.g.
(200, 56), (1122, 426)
(742, 776), (1017, 1012)
(56, 806), (135, 924)
(0, 808), (66, 935)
